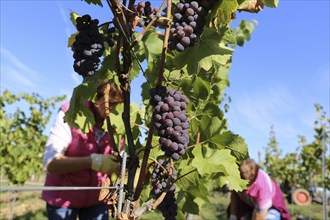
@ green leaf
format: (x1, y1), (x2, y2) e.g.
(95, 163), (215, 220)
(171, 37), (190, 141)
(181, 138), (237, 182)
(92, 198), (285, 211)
(199, 114), (225, 140)
(182, 193), (200, 214)
(214, 0), (238, 24)
(64, 83), (98, 133)
(192, 76), (210, 100)
(210, 131), (249, 162)
(263, 0), (279, 8)
(98, 53), (117, 81)
(176, 159), (199, 191)
(69, 11), (80, 27)
(174, 28), (233, 75)
(191, 147), (247, 191)
(142, 29), (163, 63)
(82, 0), (103, 7)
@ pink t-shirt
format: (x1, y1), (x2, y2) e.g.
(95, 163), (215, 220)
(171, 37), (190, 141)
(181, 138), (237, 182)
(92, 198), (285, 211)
(240, 169), (274, 210)
(239, 169), (291, 220)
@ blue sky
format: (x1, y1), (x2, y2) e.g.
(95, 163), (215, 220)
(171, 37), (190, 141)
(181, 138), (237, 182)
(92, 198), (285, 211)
(1, 0), (329, 161)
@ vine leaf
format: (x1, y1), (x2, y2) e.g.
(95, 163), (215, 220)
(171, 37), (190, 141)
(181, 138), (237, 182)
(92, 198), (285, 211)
(181, 193), (199, 214)
(142, 29), (163, 63)
(199, 114), (225, 141)
(237, 0), (265, 13)
(214, 0), (238, 24)
(263, 0), (279, 8)
(192, 76), (210, 100)
(82, 0), (103, 7)
(173, 28), (233, 75)
(210, 131), (250, 162)
(176, 159), (199, 191)
(191, 147), (247, 191)
(64, 82), (98, 133)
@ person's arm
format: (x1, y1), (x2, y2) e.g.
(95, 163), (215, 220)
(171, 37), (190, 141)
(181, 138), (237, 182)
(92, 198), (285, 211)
(47, 156), (92, 174)
(251, 170), (273, 220)
(229, 190), (239, 220)
(252, 208), (267, 220)
(43, 109), (74, 173)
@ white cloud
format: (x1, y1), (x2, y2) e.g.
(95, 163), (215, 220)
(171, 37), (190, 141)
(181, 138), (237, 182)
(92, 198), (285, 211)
(232, 84), (298, 135)
(1, 48), (38, 77)
(316, 63), (330, 92)
(3, 66), (34, 87)
(71, 71), (82, 86)
(0, 48), (38, 89)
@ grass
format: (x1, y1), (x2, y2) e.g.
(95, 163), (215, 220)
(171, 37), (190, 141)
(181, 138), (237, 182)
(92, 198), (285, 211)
(0, 187), (328, 220)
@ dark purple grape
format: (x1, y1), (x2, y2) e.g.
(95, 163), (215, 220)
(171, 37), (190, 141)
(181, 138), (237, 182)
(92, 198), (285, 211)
(173, 118), (181, 126)
(185, 8), (195, 16)
(171, 153), (180, 160)
(169, 142), (178, 151)
(150, 86), (190, 160)
(178, 113), (187, 122)
(190, 1), (199, 10)
(176, 43), (185, 52)
(72, 14), (105, 77)
(169, 0), (215, 52)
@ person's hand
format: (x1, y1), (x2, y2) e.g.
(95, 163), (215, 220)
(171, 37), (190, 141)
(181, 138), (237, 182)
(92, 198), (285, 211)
(228, 214), (237, 220)
(90, 153), (120, 174)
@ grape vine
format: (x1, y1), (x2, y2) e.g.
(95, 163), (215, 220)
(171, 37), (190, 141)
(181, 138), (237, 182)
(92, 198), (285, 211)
(64, 0), (279, 218)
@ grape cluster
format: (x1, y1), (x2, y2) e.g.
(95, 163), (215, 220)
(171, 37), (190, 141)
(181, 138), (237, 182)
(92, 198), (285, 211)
(134, 1), (160, 27)
(157, 191), (178, 220)
(151, 159), (177, 195)
(104, 26), (118, 48)
(168, 0), (215, 52)
(72, 14), (105, 77)
(150, 86), (190, 161)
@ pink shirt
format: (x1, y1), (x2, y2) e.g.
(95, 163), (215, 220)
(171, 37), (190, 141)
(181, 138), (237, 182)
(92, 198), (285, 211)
(42, 102), (112, 208)
(240, 169), (274, 210)
(239, 169), (291, 220)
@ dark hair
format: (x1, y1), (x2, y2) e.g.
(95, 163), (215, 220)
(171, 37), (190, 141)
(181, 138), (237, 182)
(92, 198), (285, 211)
(239, 159), (259, 185)
(96, 81), (123, 104)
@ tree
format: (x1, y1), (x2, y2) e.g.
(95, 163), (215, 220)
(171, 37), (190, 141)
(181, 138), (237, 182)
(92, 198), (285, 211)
(263, 104), (329, 198)
(61, 0), (279, 218)
(0, 90), (65, 185)
(264, 125), (282, 181)
(298, 104), (330, 189)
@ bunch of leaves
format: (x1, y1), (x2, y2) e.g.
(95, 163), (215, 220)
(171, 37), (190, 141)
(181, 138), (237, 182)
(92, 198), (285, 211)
(263, 104), (330, 196)
(0, 90), (65, 185)
(62, 0), (280, 217)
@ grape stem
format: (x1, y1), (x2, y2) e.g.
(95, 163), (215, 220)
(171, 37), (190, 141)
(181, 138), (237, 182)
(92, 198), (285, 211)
(157, 0), (172, 85)
(133, 0), (172, 202)
(128, 0), (168, 51)
(174, 168), (198, 183)
(174, 132), (200, 182)
(105, 0), (138, 204)
(97, 21), (114, 28)
(100, 82), (121, 158)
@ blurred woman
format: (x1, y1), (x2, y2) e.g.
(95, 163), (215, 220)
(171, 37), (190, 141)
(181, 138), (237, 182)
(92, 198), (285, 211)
(228, 159), (290, 220)
(42, 82), (123, 220)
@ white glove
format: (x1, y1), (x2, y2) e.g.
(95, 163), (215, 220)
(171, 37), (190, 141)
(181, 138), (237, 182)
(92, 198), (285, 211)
(229, 214), (237, 220)
(90, 153), (120, 174)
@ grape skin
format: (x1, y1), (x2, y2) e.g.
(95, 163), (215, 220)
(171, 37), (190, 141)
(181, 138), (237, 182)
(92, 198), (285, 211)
(150, 86), (190, 161)
(168, 0), (217, 52)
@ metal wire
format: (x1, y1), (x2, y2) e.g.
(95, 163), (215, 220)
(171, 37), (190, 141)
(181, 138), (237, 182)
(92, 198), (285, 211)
(0, 186), (117, 192)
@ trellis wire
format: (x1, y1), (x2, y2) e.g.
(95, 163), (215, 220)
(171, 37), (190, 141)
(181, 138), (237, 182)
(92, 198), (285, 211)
(0, 186), (117, 192)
